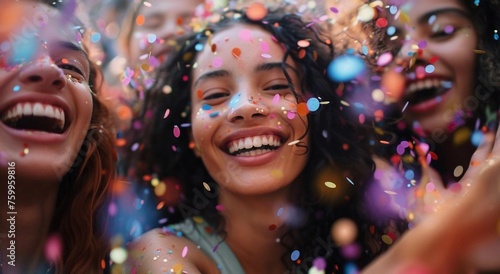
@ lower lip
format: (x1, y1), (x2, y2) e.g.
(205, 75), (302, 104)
(0, 123), (68, 143)
(407, 89), (451, 113)
(226, 146), (283, 166)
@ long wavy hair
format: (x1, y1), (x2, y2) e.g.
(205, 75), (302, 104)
(37, 0), (116, 273)
(133, 7), (381, 272)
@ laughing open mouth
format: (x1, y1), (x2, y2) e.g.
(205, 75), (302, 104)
(404, 79), (452, 105)
(1, 102), (67, 134)
(226, 135), (282, 156)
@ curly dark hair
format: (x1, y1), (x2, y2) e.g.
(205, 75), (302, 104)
(131, 7), (384, 272)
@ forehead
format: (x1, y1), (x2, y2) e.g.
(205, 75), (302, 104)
(0, 1), (84, 46)
(139, 0), (202, 16)
(400, 0), (467, 20)
(195, 24), (285, 65)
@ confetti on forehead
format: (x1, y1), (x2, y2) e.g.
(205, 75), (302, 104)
(239, 29), (253, 41)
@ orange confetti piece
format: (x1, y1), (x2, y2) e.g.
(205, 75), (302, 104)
(298, 49), (306, 59)
(246, 2), (267, 21)
(136, 15), (145, 26)
(232, 47), (241, 58)
(297, 102), (309, 116)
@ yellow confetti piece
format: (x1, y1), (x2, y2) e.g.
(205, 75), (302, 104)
(382, 235), (393, 245)
(271, 169), (283, 179)
(288, 140), (300, 146)
(172, 263), (184, 274)
(151, 178), (159, 187)
(324, 182), (337, 189)
(473, 49), (486, 54)
(203, 182), (211, 191)
(193, 216), (204, 224)
(154, 182), (166, 197)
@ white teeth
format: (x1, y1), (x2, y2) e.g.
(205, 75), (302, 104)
(228, 135), (281, 155)
(253, 136), (262, 148)
(23, 104), (32, 116)
(407, 79), (452, 95)
(244, 137), (253, 149)
(1, 102), (66, 129)
(33, 103), (44, 116)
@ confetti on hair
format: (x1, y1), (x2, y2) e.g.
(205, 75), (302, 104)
(346, 177), (354, 185)
(291, 250), (300, 261)
(246, 2), (267, 21)
(44, 233), (62, 263)
(324, 182), (337, 189)
(173, 125), (180, 138)
(164, 109), (170, 119)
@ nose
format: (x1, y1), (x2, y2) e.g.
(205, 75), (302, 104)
(19, 56), (66, 90)
(227, 92), (270, 122)
(157, 19), (177, 41)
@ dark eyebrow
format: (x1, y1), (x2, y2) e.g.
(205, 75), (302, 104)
(255, 62), (299, 75)
(418, 8), (471, 25)
(53, 41), (86, 53)
(193, 70), (230, 87)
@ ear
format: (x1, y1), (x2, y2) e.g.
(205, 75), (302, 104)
(189, 131), (201, 158)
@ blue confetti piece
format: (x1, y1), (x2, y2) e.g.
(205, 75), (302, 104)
(470, 130), (484, 147)
(346, 177), (354, 185)
(195, 43), (204, 51)
(209, 112), (219, 117)
(405, 170), (414, 180)
(13, 85), (20, 93)
(290, 250), (300, 261)
(307, 98), (320, 112)
(327, 55), (365, 82)
(147, 33), (157, 44)
(201, 104), (212, 110)
(90, 32), (101, 43)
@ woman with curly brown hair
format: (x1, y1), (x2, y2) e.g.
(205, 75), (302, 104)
(0, 0), (115, 273)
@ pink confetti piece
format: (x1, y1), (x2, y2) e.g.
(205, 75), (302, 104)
(182, 246), (188, 258)
(173, 125), (180, 138)
(164, 109), (170, 119)
(213, 56), (223, 68)
(272, 94), (280, 104)
(260, 41), (270, 53)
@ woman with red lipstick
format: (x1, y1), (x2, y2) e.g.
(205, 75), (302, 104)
(0, 0), (115, 273)
(126, 6), (383, 274)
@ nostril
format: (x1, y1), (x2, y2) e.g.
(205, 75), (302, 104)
(52, 80), (63, 87)
(28, 75), (43, 82)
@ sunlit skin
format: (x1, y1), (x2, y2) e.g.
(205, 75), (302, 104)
(191, 24), (309, 196)
(0, 2), (93, 272)
(387, 0), (478, 135)
(128, 0), (203, 67)
(127, 23), (311, 274)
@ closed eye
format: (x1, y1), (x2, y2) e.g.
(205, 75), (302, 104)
(264, 84), (290, 91)
(203, 92), (230, 101)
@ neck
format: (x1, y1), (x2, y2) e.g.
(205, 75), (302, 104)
(0, 176), (58, 273)
(219, 188), (293, 274)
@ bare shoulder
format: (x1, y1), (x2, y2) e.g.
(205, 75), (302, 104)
(126, 228), (220, 274)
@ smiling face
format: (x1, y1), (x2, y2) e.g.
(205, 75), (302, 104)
(0, 2), (93, 184)
(128, 0), (202, 66)
(385, 0), (478, 134)
(190, 24), (309, 196)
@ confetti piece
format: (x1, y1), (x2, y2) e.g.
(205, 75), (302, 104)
(288, 140), (300, 146)
(110, 247), (128, 264)
(44, 234), (62, 263)
(331, 218), (357, 246)
(173, 125), (180, 138)
(297, 102), (309, 115)
(215, 204), (224, 211)
(330, 7), (339, 13)
(246, 2), (267, 21)
(231, 47), (241, 58)
(277, 207), (283, 216)
(164, 109), (170, 119)
(182, 246), (188, 258)
(327, 55), (365, 82)
(297, 40), (310, 48)
(291, 250), (300, 261)
(269, 224), (277, 231)
(307, 98), (320, 112)
(212, 57), (223, 68)
(272, 94), (280, 104)
(324, 182), (336, 189)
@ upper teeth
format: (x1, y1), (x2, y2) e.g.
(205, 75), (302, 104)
(228, 135), (281, 154)
(407, 79), (452, 94)
(1, 102), (65, 127)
